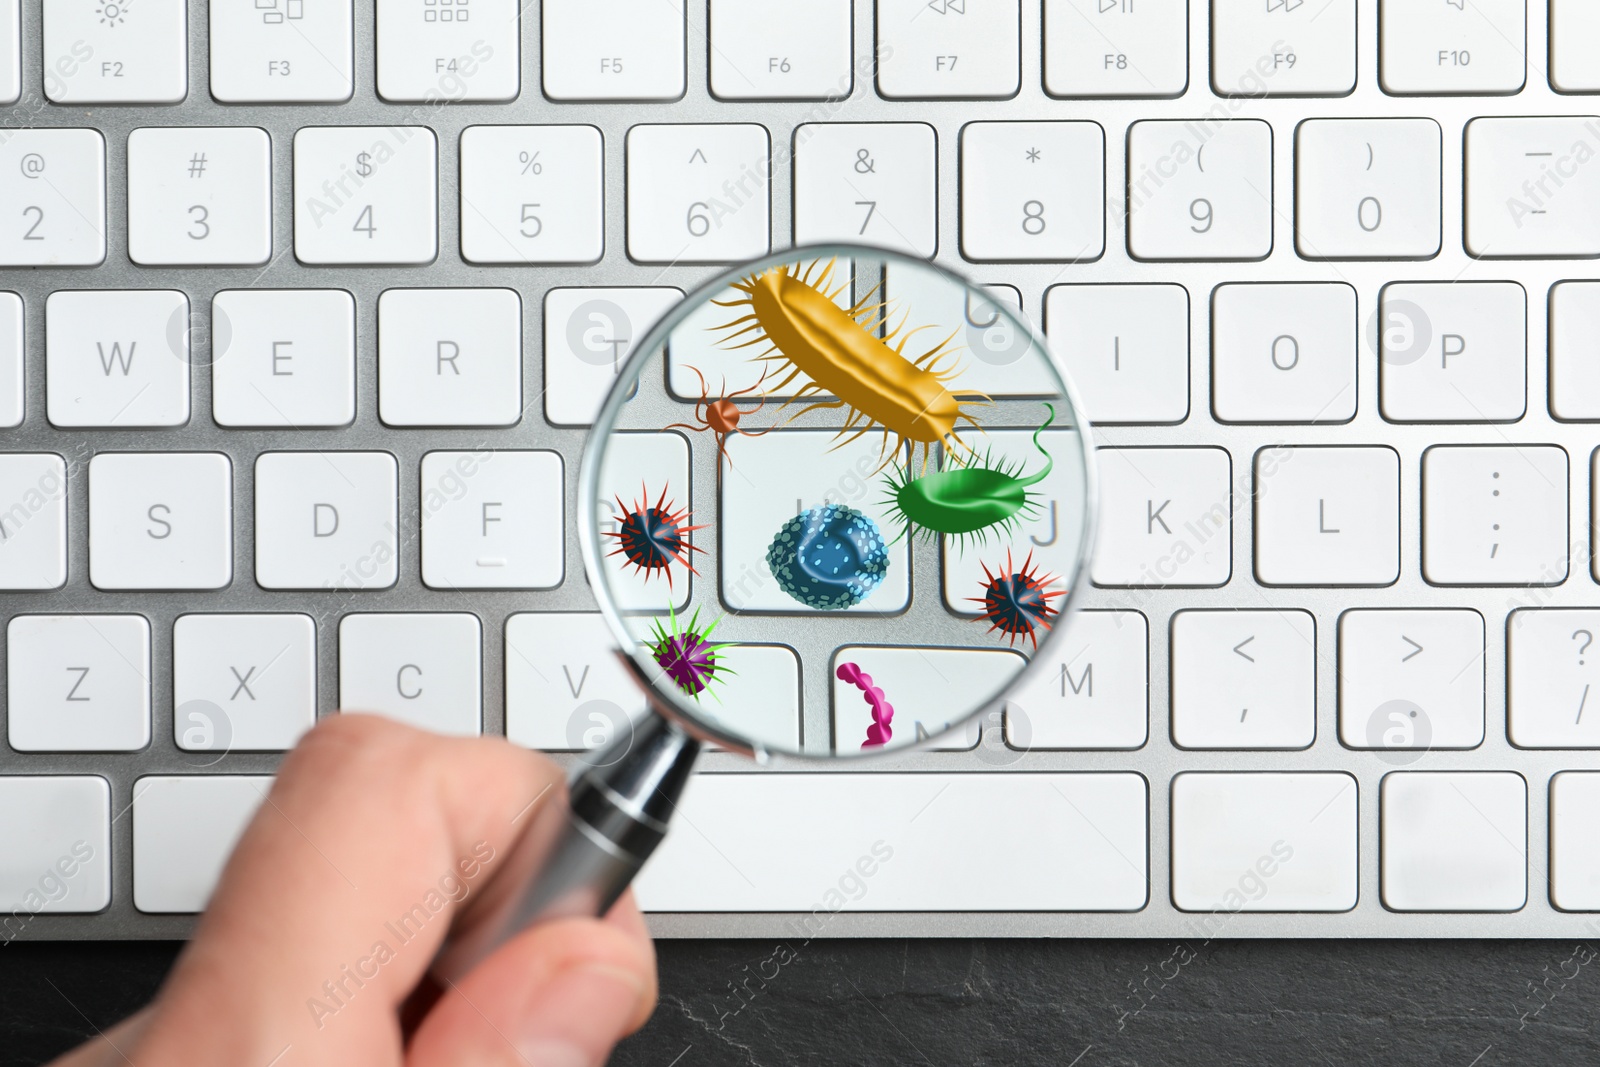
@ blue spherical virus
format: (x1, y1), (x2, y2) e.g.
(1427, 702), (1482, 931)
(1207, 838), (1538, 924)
(766, 504), (889, 610)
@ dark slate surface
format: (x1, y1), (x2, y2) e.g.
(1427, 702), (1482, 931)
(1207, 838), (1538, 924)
(5, 939), (1600, 1065)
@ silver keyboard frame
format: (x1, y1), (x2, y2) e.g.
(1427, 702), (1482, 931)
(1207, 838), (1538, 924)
(6, 0), (1600, 939)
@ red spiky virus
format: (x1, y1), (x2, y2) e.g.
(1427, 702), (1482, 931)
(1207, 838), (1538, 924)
(604, 483), (706, 587)
(969, 550), (1066, 650)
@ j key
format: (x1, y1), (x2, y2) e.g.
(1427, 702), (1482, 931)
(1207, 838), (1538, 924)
(133, 776), (271, 913)
(1043, 0), (1187, 99)
(0, 129), (106, 267)
(210, 0), (353, 102)
(1422, 445), (1567, 586)
(1379, 282), (1526, 422)
(1255, 447), (1401, 587)
(43, 0), (185, 103)
(339, 613), (482, 736)
(1338, 609), (1486, 751)
(1045, 283), (1190, 425)
(173, 614), (317, 752)
(542, 0), (685, 101)
(710, 0), (852, 101)
(1508, 609), (1600, 748)
(1211, 0), (1355, 97)
(1465, 117), (1600, 258)
(127, 126), (272, 267)
(45, 290), (189, 428)
(1382, 773), (1526, 912)
(1295, 118), (1443, 260)
(1127, 119), (1273, 261)
(7, 615), (150, 752)
(1002, 610), (1148, 750)
(211, 289), (356, 428)
(793, 122), (937, 258)
(459, 125), (604, 265)
(1380, 0), (1526, 96)
(876, 0), (1019, 100)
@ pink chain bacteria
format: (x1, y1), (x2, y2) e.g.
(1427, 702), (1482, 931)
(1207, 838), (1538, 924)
(836, 661), (894, 749)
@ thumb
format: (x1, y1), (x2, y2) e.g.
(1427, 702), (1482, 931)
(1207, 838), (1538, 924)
(406, 896), (656, 1067)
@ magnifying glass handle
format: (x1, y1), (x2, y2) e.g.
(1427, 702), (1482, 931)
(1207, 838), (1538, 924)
(424, 715), (700, 990)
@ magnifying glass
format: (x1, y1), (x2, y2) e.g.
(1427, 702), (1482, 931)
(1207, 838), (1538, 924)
(429, 244), (1095, 983)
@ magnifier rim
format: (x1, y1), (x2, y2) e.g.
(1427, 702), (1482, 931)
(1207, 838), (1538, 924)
(578, 242), (1100, 762)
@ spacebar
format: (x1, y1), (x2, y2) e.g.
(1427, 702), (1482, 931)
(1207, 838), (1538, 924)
(635, 772), (1149, 912)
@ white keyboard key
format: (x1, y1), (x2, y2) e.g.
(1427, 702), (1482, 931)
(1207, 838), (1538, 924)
(1551, 773), (1600, 909)
(543, 287), (680, 426)
(44, 0), (185, 102)
(1043, 0), (1187, 98)
(1338, 609), (1485, 751)
(1212, 0), (1354, 97)
(1172, 610), (1316, 750)
(1003, 611), (1148, 750)
(460, 125), (604, 265)
(0, 129), (106, 267)
(0, 291), (18, 427)
(626, 124), (770, 264)
(960, 121), (1105, 262)
(1127, 119), (1273, 261)
(1550, 281), (1600, 421)
(1045, 283), (1188, 424)
(211, 289), (355, 428)
(1256, 447), (1400, 587)
(8, 615), (150, 752)
(46, 290), (189, 428)
(876, 0), (1019, 99)
(1508, 609), (1600, 748)
(1465, 117), (1600, 258)
(637, 773), (1148, 911)
(132, 776), (270, 913)
(710, 0), (852, 100)
(692, 645), (802, 753)
(881, 267), (1051, 396)
(1380, 0), (1526, 95)
(542, 0), (684, 100)
(1212, 283), (1357, 423)
(254, 452), (398, 591)
(293, 126), (438, 265)
(505, 613), (648, 751)
(793, 123), (937, 257)
(595, 431), (694, 611)
(209, 0), (353, 102)
(173, 614), (316, 751)
(127, 126), (272, 267)
(1171, 773), (1357, 912)
(0, 777), (110, 913)
(421, 451), (563, 589)
(89, 453), (232, 591)
(832, 647), (1010, 753)
(720, 431), (910, 612)
(0, 454), (67, 590)
(1423, 445), (1567, 585)
(377, 0), (517, 102)
(1379, 282), (1526, 422)
(1382, 772), (1526, 912)
(1093, 447), (1231, 587)
(378, 288), (521, 427)
(940, 429), (1087, 615)
(1295, 118), (1443, 260)
(1551, 0), (1600, 93)
(0, 0), (17, 105)
(339, 614), (481, 736)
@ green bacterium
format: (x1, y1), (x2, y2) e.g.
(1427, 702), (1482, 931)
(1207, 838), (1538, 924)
(882, 404), (1056, 547)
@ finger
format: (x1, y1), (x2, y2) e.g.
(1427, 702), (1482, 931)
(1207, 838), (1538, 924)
(406, 902), (656, 1067)
(46, 1007), (152, 1067)
(127, 714), (567, 1066)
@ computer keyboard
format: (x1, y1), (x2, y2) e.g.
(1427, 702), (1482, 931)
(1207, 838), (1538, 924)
(5, 0), (1600, 941)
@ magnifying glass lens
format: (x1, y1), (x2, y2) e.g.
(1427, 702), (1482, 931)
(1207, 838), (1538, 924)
(582, 246), (1094, 760)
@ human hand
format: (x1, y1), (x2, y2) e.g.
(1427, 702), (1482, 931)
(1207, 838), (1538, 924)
(50, 714), (658, 1067)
